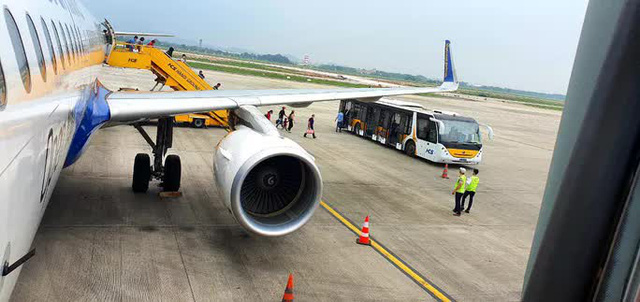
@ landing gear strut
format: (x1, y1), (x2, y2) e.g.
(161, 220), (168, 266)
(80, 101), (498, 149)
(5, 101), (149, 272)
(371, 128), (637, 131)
(132, 117), (181, 192)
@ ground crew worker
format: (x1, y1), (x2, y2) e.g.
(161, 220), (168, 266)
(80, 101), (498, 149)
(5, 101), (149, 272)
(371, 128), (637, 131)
(335, 111), (344, 132)
(461, 169), (480, 213)
(451, 167), (467, 216)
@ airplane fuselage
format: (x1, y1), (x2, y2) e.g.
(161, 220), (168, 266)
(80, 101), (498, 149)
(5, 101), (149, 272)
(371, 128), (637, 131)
(0, 0), (105, 299)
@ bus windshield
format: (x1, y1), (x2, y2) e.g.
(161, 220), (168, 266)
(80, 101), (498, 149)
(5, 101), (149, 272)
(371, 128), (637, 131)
(439, 119), (482, 145)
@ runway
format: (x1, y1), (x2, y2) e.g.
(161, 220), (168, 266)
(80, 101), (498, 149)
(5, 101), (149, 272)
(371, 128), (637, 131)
(10, 66), (561, 301)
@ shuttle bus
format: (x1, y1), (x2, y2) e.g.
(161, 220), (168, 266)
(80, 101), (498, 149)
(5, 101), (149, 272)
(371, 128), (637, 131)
(339, 99), (492, 165)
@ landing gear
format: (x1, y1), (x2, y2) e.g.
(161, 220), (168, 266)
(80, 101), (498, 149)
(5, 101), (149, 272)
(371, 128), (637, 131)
(132, 153), (151, 192)
(162, 155), (181, 191)
(132, 117), (182, 192)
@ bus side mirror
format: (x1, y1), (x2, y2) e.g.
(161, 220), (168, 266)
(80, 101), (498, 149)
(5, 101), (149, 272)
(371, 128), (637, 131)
(481, 124), (494, 140)
(430, 118), (446, 135)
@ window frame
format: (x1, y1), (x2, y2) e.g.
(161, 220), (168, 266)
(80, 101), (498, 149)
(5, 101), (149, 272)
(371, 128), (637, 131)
(4, 7), (32, 93)
(25, 13), (46, 82)
(40, 17), (58, 75)
(58, 21), (71, 63)
(50, 21), (65, 69)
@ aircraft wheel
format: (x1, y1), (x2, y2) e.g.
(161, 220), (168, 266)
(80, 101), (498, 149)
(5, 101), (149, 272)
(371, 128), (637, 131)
(163, 155), (181, 192)
(192, 119), (205, 128)
(132, 153), (151, 193)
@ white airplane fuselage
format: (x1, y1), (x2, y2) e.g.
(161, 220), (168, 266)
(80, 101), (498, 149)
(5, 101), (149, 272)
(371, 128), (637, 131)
(0, 0), (105, 299)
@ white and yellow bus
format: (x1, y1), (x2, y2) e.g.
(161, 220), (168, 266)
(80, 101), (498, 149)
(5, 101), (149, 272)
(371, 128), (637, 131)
(340, 98), (493, 165)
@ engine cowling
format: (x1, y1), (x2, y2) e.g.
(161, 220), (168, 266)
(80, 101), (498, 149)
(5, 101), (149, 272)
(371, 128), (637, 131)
(213, 121), (322, 236)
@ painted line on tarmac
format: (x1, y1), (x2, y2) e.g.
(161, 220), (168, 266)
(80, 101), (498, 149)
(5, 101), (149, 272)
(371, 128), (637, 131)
(320, 200), (455, 302)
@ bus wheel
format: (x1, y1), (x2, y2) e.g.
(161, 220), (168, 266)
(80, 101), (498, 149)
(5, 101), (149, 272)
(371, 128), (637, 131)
(354, 123), (361, 136)
(192, 119), (205, 128)
(405, 141), (416, 157)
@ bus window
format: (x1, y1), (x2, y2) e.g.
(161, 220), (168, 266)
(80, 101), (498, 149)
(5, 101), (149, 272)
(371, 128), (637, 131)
(417, 116), (430, 141)
(427, 120), (438, 143)
(365, 106), (380, 136)
(389, 112), (409, 146)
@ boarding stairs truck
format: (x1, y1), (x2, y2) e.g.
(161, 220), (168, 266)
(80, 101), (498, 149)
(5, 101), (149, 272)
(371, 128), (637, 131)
(105, 35), (228, 128)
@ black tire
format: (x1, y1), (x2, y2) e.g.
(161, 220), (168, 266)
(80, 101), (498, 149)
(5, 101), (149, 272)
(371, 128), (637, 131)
(192, 119), (205, 128)
(354, 123), (361, 136)
(405, 140), (416, 157)
(163, 155), (181, 192)
(132, 153), (151, 193)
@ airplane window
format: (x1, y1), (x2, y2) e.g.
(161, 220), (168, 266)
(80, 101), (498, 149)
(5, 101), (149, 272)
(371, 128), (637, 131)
(26, 14), (46, 82)
(58, 21), (72, 63)
(40, 17), (57, 75)
(73, 26), (83, 54)
(0, 60), (6, 109)
(50, 21), (65, 69)
(64, 24), (77, 60)
(4, 8), (31, 93)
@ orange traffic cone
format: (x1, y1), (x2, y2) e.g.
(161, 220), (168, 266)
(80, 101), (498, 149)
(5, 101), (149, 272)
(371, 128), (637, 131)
(356, 216), (371, 245)
(282, 274), (294, 302)
(441, 164), (450, 179)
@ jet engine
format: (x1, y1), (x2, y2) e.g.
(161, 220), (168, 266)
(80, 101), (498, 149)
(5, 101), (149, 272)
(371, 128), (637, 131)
(213, 106), (322, 236)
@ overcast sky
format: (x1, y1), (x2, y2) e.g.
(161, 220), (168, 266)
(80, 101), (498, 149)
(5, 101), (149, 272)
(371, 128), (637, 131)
(83, 0), (588, 94)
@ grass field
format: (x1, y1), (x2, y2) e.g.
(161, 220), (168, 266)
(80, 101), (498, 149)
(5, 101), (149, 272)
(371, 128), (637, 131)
(188, 61), (370, 88)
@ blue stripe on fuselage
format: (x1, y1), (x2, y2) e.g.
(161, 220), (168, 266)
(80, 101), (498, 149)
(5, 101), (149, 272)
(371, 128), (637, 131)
(64, 81), (111, 167)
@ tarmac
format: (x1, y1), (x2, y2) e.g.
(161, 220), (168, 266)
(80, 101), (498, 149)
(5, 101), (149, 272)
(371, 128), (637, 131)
(10, 67), (561, 301)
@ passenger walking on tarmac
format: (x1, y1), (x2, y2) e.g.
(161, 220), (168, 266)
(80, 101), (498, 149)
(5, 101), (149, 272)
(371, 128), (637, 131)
(276, 107), (286, 128)
(287, 110), (296, 132)
(198, 70), (205, 79)
(452, 167), (467, 216)
(461, 169), (480, 213)
(304, 114), (317, 138)
(265, 110), (273, 121)
(136, 37), (145, 52)
(335, 110), (344, 132)
(126, 36), (138, 51)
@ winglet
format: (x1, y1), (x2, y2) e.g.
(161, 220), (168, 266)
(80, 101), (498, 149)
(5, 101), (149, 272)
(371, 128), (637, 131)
(443, 40), (457, 83)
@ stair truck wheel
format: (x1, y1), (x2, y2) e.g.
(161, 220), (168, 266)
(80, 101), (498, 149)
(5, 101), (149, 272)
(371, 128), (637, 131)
(163, 155), (181, 192)
(192, 118), (205, 128)
(132, 153), (151, 193)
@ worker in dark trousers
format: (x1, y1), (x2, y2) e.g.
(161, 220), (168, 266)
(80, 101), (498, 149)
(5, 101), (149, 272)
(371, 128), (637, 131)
(276, 106), (286, 129)
(461, 169), (480, 213)
(304, 114), (317, 138)
(451, 167), (467, 216)
(287, 110), (295, 132)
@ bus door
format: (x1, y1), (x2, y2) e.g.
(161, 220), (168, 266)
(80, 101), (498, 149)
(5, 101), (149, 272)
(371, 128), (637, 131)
(415, 114), (438, 160)
(377, 109), (391, 144)
(389, 112), (409, 149)
(366, 107), (381, 138)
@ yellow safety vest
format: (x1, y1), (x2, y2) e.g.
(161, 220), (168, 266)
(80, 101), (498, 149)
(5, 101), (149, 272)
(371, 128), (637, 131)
(467, 176), (479, 192)
(455, 175), (466, 193)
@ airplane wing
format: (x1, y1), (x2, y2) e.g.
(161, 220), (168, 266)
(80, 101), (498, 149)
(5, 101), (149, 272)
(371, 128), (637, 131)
(105, 40), (458, 124)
